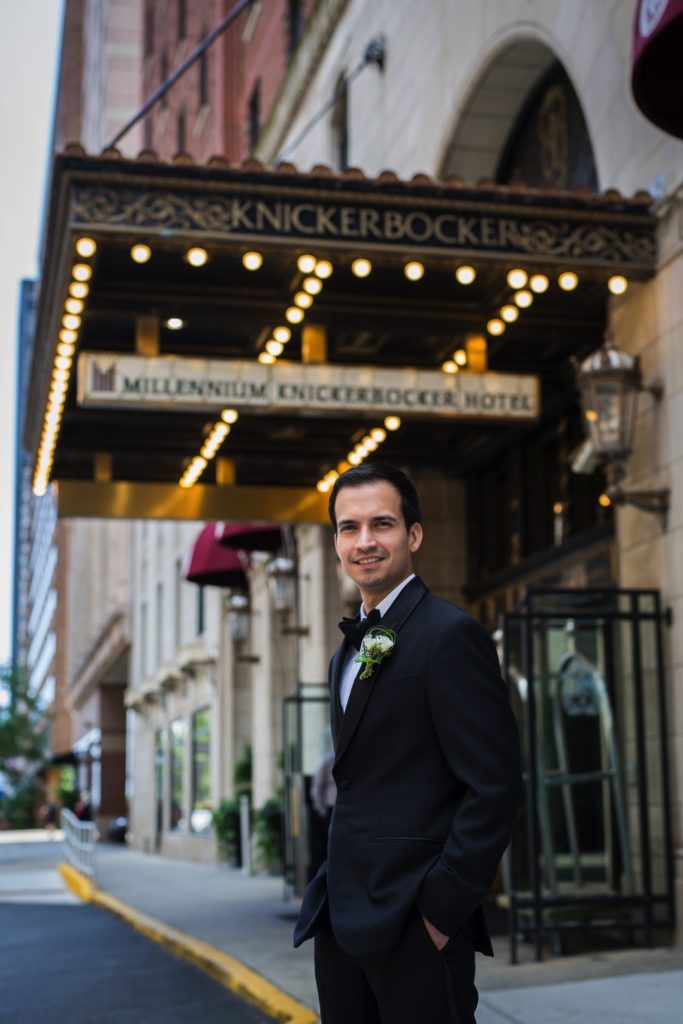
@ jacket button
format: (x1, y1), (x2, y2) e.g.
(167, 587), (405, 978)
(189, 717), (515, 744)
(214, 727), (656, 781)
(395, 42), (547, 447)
(339, 779), (350, 791)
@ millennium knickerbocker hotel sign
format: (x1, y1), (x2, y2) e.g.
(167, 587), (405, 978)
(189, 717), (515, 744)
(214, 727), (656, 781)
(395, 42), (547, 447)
(77, 353), (540, 421)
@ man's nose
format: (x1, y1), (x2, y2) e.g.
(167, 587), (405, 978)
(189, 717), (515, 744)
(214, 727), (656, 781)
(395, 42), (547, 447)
(357, 525), (377, 548)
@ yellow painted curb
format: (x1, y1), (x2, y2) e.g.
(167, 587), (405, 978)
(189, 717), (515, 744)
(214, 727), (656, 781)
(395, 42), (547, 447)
(57, 862), (318, 1024)
(58, 862), (94, 902)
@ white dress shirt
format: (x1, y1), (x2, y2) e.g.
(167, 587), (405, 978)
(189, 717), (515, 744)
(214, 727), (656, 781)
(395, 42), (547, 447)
(338, 573), (416, 712)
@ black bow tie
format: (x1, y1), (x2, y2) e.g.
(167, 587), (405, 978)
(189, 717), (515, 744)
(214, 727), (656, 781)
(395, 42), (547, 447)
(338, 608), (382, 650)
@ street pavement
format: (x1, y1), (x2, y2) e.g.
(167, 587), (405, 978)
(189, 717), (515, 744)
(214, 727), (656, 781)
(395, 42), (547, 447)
(4, 833), (683, 1023)
(92, 843), (683, 1024)
(0, 832), (270, 1023)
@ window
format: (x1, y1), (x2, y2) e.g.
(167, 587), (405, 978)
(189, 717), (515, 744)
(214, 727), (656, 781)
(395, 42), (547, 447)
(287, 0), (304, 59)
(198, 27), (208, 109)
(191, 708), (212, 834)
(331, 74), (349, 171)
(144, 3), (154, 57)
(248, 81), (261, 153)
(169, 719), (187, 831)
(161, 52), (169, 108)
(140, 601), (148, 678)
(174, 557), (182, 647)
(177, 108), (186, 152)
(178, 0), (187, 42)
(155, 729), (164, 846)
(196, 586), (205, 636)
(155, 581), (163, 666)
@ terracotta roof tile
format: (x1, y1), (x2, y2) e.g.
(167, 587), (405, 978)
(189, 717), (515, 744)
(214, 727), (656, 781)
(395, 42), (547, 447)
(57, 143), (653, 211)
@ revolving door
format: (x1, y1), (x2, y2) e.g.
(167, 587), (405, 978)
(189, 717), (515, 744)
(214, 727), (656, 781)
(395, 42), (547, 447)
(504, 588), (674, 960)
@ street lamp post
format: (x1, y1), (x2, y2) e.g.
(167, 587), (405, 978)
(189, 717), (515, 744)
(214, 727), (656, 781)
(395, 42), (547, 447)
(574, 332), (669, 519)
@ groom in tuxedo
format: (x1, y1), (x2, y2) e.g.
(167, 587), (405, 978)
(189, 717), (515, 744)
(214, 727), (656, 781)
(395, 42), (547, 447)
(294, 463), (521, 1023)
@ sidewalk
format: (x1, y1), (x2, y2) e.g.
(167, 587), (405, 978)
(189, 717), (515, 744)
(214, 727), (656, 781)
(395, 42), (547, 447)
(90, 844), (683, 1024)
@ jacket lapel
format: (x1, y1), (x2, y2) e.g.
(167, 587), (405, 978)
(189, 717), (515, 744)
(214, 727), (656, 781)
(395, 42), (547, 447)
(328, 639), (347, 749)
(334, 577), (428, 765)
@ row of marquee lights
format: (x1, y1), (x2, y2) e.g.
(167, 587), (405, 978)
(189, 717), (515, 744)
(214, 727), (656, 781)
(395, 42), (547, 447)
(33, 238), (632, 495)
(33, 236), (97, 496)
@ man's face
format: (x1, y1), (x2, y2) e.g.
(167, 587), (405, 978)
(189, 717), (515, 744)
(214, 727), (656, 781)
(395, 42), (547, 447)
(333, 480), (423, 607)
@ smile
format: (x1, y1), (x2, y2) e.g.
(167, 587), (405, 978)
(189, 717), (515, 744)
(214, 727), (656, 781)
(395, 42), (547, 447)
(355, 556), (384, 565)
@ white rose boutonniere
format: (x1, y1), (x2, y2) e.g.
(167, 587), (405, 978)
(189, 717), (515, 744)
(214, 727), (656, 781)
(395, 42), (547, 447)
(354, 626), (397, 680)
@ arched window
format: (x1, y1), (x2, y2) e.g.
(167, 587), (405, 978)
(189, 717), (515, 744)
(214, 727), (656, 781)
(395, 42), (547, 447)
(496, 62), (597, 190)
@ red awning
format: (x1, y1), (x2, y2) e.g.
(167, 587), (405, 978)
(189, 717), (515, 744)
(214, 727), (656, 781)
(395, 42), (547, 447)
(184, 523), (249, 588)
(217, 522), (284, 553)
(631, 0), (683, 139)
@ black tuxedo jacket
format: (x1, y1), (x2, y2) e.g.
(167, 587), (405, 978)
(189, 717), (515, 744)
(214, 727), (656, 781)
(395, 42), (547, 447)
(294, 576), (522, 957)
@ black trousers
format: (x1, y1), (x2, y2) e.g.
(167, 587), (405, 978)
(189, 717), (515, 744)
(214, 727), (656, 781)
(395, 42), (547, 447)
(314, 910), (478, 1024)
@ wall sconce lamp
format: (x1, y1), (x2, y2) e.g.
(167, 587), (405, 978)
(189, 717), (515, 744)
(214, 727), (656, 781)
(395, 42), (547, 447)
(265, 555), (309, 636)
(226, 591), (260, 663)
(573, 331), (669, 519)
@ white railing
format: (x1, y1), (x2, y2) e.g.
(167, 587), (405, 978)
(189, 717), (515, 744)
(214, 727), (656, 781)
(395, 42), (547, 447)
(61, 808), (98, 881)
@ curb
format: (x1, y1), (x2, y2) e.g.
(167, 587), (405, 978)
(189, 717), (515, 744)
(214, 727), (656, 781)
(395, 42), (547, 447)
(58, 862), (318, 1024)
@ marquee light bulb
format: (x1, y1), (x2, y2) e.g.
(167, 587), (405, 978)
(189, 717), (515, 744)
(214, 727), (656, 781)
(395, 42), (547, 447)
(487, 319), (505, 336)
(186, 247), (208, 267)
(314, 259), (333, 279)
(258, 351), (276, 364)
(69, 282), (89, 299)
(530, 274), (549, 293)
(242, 251), (263, 271)
(348, 451), (362, 466)
(371, 427), (386, 443)
(514, 290), (533, 308)
(286, 306), (304, 324)
(165, 317), (185, 330)
(297, 254), (316, 274)
(75, 237), (96, 257)
(500, 304), (519, 323)
(454, 349), (468, 366)
(384, 415), (401, 431)
(57, 342), (74, 357)
(507, 268), (528, 289)
(130, 244), (151, 264)
(63, 314), (81, 330)
(273, 326), (291, 343)
(442, 360), (458, 374)
(352, 258), (372, 278)
(72, 263), (93, 281)
(65, 298), (84, 315)
(303, 276), (323, 295)
(608, 275), (628, 295)
(404, 261), (424, 281)
(598, 493), (612, 508)
(294, 291), (313, 309)
(558, 271), (579, 291)
(265, 339), (284, 357)
(362, 436), (378, 452)
(60, 329), (77, 344)
(455, 265), (476, 285)
(221, 409), (238, 424)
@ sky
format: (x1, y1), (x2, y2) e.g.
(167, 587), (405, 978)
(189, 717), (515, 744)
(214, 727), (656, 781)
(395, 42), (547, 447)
(0, 3), (64, 664)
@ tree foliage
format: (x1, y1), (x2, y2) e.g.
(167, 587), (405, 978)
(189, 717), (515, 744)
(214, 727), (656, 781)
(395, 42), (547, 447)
(0, 663), (48, 791)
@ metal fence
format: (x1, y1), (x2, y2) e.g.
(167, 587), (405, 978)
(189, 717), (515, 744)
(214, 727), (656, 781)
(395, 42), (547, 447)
(61, 808), (98, 881)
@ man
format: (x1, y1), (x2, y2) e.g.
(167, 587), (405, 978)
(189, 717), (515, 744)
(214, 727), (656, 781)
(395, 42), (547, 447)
(294, 463), (522, 1023)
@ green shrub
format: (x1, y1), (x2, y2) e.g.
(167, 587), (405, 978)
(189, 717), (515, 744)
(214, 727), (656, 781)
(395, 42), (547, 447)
(254, 797), (284, 872)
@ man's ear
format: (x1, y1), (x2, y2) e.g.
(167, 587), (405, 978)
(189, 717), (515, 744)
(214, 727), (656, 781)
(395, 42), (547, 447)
(408, 522), (423, 554)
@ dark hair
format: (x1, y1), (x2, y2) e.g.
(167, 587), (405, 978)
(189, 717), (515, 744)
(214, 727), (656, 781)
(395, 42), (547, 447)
(328, 463), (421, 532)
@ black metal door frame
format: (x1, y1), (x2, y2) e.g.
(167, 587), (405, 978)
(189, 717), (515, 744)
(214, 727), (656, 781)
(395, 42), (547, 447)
(504, 586), (675, 962)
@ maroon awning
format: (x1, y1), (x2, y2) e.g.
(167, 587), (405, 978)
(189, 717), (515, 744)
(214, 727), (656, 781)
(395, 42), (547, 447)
(217, 522), (284, 553)
(631, 0), (683, 139)
(184, 523), (249, 588)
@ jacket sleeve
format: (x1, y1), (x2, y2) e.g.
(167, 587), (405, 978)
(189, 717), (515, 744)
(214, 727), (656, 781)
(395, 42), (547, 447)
(415, 614), (522, 935)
